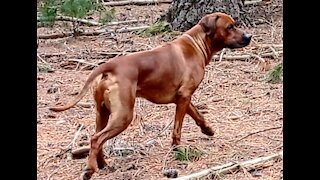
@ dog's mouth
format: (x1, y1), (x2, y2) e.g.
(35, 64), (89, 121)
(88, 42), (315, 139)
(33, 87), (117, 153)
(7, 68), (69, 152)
(226, 40), (251, 49)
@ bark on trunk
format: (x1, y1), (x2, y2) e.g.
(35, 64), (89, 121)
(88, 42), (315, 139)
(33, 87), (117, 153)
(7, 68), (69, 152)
(160, 0), (252, 31)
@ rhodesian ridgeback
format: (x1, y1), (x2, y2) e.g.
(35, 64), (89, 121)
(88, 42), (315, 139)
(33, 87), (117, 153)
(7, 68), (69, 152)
(50, 12), (252, 179)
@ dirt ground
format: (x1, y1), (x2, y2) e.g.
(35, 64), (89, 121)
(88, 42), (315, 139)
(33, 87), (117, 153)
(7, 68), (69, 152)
(37, 3), (283, 180)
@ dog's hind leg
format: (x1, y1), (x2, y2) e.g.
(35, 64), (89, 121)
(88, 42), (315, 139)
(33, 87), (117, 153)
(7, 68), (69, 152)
(186, 102), (214, 136)
(92, 79), (112, 169)
(82, 77), (136, 180)
(95, 98), (111, 169)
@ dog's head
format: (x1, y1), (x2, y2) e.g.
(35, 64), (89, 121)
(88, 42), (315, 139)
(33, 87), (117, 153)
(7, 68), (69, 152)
(199, 12), (252, 49)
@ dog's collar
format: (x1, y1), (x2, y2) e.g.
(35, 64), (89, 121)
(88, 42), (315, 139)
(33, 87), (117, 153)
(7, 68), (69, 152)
(182, 33), (208, 60)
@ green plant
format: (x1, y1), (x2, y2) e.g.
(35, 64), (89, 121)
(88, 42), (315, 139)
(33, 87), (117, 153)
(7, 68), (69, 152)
(37, 65), (54, 73)
(39, 0), (59, 26)
(60, 0), (96, 33)
(99, 8), (116, 24)
(175, 146), (204, 162)
(266, 63), (283, 83)
(60, 0), (95, 18)
(138, 21), (172, 37)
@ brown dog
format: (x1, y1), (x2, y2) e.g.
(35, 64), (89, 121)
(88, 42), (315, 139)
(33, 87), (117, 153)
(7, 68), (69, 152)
(50, 12), (252, 179)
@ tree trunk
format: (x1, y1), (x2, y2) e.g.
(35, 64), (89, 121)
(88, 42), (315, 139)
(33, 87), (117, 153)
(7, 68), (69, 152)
(160, 0), (252, 31)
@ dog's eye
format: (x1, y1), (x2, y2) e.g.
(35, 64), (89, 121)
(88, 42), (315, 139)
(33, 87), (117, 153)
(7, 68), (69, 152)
(227, 25), (234, 30)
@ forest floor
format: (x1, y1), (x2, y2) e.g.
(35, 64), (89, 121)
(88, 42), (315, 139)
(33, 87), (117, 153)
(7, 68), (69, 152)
(37, 2), (283, 180)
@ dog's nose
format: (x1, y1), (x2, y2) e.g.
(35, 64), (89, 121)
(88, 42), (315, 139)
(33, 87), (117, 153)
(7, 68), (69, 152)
(243, 33), (252, 42)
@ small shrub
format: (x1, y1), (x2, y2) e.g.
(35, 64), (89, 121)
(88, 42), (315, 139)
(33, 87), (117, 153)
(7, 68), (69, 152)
(39, 0), (59, 26)
(138, 21), (172, 37)
(99, 8), (116, 24)
(37, 65), (54, 73)
(175, 146), (204, 162)
(266, 63), (283, 83)
(60, 0), (95, 19)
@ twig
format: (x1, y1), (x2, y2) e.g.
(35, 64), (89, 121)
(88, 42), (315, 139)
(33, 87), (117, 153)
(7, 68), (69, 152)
(162, 146), (179, 171)
(134, 42), (153, 49)
(250, 53), (265, 62)
(147, 119), (173, 142)
(244, 0), (263, 5)
(65, 124), (84, 149)
(103, 0), (172, 6)
(77, 102), (94, 108)
(37, 54), (49, 64)
(169, 151), (283, 180)
(268, 46), (279, 59)
(235, 126), (282, 143)
(219, 48), (226, 61)
(256, 44), (283, 48)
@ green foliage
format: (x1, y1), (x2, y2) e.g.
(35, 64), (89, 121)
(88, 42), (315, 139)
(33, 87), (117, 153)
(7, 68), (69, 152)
(39, 0), (59, 26)
(266, 63), (283, 83)
(138, 21), (172, 37)
(99, 8), (116, 24)
(175, 146), (204, 162)
(37, 65), (54, 73)
(60, 0), (95, 19)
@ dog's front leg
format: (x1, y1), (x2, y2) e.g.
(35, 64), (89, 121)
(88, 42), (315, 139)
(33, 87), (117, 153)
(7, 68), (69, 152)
(172, 95), (191, 146)
(186, 102), (214, 136)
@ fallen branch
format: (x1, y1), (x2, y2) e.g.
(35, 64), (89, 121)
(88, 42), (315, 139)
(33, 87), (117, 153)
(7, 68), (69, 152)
(102, 0), (261, 6)
(170, 151), (283, 180)
(37, 25), (149, 39)
(244, 0), (263, 5)
(235, 126), (282, 143)
(37, 31), (110, 39)
(103, 0), (172, 6)
(38, 16), (146, 27)
(67, 59), (99, 67)
(212, 51), (283, 61)
(40, 52), (67, 57)
(71, 146), (90, 159)
(100, 19), (147, 26)
(37, 15), (102, 26)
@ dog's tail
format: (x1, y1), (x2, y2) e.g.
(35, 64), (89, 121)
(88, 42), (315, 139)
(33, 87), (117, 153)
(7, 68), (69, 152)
(49, 62), (115, 112)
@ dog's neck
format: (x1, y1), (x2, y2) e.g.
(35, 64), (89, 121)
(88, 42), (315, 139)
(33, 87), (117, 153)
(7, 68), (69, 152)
(183, 33), (208, 61)
(182, 25), (216, 66)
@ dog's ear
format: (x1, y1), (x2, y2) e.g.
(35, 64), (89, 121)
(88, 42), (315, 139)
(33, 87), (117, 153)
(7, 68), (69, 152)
(199, 15), (220, 35)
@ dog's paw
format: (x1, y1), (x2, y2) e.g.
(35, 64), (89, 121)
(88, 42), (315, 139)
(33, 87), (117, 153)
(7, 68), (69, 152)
(81, 170), (93, 180)
(81, 167), (94, 180)
(201, 126), (214, 136)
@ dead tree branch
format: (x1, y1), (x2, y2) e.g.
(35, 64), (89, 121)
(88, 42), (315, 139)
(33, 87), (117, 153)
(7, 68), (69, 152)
(102, 0), (261, 6)
(103, 0), (172, 6)
(37, 25), (149, 39)
(169, 151), (283, 180)
(38, 16), (146, 27)
(37, 16), (102, 26)
(212, 51), (283, 61)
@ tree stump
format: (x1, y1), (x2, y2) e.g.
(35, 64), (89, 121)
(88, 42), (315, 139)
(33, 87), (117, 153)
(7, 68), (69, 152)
(159, 0), (253, 31)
